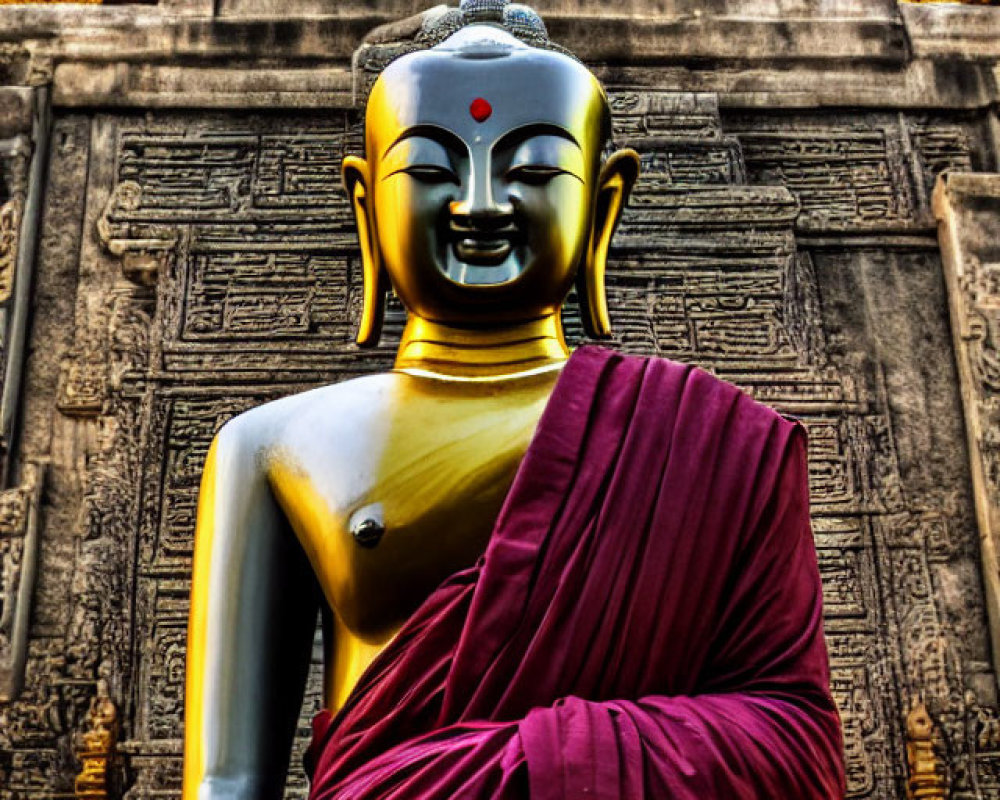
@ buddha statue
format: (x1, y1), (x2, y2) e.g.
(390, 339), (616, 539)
(183, 3), (845, 798)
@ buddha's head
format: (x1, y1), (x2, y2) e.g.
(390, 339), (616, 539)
(343, 0), (639, 346)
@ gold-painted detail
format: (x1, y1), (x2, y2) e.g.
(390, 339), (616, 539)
(396, 360), (565, 383)
(74, 681), (118, 800)
(906, 700), (947, 799)
(395, 314), (570, 379)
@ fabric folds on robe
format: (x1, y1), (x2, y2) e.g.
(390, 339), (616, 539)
(307, 346), (846, 799)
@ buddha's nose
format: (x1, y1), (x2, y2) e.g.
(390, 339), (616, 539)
(449, 157), (514, 225)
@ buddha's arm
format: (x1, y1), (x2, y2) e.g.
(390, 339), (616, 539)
(511, 430), (845, 796)
(183, 420), (321, 799)
(513, 431), (845, 797)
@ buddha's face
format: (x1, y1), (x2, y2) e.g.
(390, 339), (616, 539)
(344, 25), (639, 335)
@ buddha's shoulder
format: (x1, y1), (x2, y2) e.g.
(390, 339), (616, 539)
(212, 373), (402, 453)
(617, 351), (796, 432)
(681, 361), (788, 419)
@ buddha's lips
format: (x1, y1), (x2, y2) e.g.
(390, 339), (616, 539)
(449, 225), (517, 266)
(453, 238), (512, 265)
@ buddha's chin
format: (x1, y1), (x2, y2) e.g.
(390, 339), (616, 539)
(441, 248), (523, 287)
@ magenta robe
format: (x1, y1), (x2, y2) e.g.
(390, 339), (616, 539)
(307, 346), (846, 798)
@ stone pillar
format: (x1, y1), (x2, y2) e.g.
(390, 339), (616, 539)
(0, 80), (50, 704)
(934, 172), (1000, 681)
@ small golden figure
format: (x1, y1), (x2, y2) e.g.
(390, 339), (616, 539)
(74, 682), (118, 800)
(906, 700), (947, 799)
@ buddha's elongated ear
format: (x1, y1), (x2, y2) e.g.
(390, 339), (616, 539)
(578, 148), (640, 338)
(343, 155), (387, 348)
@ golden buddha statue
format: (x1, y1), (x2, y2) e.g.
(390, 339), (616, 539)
(183, 3), (638, 795)
(184, 3), (844, 798)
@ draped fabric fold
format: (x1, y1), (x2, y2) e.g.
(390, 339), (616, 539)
(307, 346), (845, 799)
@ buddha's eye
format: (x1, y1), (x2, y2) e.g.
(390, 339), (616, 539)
(506, 165), (570, 186)
(401, 165), (458, 184)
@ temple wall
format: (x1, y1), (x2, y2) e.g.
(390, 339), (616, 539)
(0, 1), (999, 797)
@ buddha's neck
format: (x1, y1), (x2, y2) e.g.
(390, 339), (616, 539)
(394, 314), (570, 380)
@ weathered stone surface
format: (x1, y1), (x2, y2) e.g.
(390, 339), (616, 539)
(903, 3), (1000, 59)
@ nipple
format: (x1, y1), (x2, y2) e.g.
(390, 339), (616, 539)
(349, 505), (386, 549)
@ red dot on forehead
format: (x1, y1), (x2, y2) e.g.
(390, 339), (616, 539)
(469, 97), (492, 123)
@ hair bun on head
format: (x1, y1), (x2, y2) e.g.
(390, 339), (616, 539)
(416, 0), (554, 52)
(457, 0), (548, 40)
(459, 0), (507, 22)
(364, 0), (574, 98)
(503, 4), (548, 39)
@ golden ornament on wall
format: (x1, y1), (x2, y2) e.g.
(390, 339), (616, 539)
(74, 682), (118, 800)
(906, 699), (947, 799)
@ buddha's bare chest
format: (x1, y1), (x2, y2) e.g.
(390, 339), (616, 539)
(264, 376), (554, 639)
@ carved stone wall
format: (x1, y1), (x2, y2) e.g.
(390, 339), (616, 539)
(0, 2), (999, 798)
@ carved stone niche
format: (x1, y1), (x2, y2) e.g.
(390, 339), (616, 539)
(933, 172), (1000, 680)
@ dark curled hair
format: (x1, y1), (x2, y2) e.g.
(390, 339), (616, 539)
(355, 0), (579, 100)
(413, 0), (576, 60)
